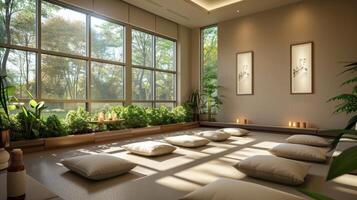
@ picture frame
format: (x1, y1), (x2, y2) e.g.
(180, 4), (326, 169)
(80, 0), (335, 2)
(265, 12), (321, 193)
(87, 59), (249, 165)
(290, 42), (313, 94)
(236, 51), (254, 95)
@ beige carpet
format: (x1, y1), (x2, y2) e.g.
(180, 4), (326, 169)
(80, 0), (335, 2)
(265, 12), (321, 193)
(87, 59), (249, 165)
(23, 128), (357, 200)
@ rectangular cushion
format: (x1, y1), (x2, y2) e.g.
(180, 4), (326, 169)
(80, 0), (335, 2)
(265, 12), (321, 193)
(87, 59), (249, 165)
(165, 135), (209, 148)
(235, 155), (310, 185)
(180, 178), (306, 200)
(122, 141), (176, 156)
(61, 154), (136, 180)
(195, 130), (230, 141)
(270, 143), (328, 163)
(220, 128), (250, 136)
(286, 135), (330, 147)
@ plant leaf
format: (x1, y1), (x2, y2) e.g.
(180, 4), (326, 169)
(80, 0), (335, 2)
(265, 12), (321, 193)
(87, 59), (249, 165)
(29, 99), (38, 108)
(5, 85), (16, 96)
(345, 115), (357, 129)
(26, 89), (34, 99)
(8, 104), (16, 111)
(326, 146), (357, 181)
(297, 188), (335, 200)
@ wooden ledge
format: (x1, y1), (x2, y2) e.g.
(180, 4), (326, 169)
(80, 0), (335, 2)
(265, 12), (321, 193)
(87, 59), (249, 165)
(199, 121), (319, 135)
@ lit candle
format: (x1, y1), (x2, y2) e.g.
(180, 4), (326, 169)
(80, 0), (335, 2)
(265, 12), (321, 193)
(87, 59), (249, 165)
(288, 121), (292, 127)
(296, 122), (300, 128)
(243, 119), (248, 124)
(98, 112), (104, 122)
(112, 112), (117, 120)
(236, 118), (240, 124)
(107, 113), (112, 120)
(292, 122), (297, 127)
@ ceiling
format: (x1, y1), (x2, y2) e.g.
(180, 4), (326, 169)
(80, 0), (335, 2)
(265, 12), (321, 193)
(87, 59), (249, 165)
(123, 0), (302, 28)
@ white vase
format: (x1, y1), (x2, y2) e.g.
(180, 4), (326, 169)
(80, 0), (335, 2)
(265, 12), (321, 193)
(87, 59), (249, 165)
(0, 148), (10, 170)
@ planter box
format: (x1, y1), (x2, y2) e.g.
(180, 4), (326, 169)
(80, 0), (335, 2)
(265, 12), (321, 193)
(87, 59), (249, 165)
(45, 133), (95, 149)
(10, 138), (45, 153)
(95, 129), (132, 143)
(131, 126), (161, 136)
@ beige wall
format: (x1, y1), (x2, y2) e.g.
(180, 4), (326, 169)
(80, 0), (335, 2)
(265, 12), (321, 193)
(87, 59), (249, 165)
(217, 0), (357, 129)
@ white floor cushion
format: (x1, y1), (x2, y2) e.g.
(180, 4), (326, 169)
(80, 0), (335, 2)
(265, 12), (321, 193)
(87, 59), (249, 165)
(195, 130), (230, 141)
(61, 154), (136, 180)
(180, 178), (306, 200)
(286, 134), (330, 147)
(270, 143), (328, 163)
(235, 155), (310, 185)
(165, 135), (209, 148)
(122, 141), (176, 156)
(220, 128), (250, 136)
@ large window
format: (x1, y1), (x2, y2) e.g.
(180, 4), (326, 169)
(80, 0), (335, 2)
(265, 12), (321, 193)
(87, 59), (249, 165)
(132, 29), (176, 108)
(201, 26), (218, 113)
(0, 0), (177, 113)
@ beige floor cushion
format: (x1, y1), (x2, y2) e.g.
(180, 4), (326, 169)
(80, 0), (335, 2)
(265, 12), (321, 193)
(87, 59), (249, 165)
(270, 143), (328, 163)
(122, 141), (176, 156)
(235, 155), (310, 185)
(61, 154), (136, 180)
(180, 178), (306, 200)
(287, 134), (330, 147)
(164, 135), (209, 148)
(220, 128), (250, 136)
(195, 130), (230, 141)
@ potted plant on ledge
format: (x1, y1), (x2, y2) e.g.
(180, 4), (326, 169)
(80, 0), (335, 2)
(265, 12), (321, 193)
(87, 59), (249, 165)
(0, 72), (16, 170)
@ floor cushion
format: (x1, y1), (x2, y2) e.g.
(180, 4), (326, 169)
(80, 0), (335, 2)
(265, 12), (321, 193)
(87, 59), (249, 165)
(220, 128), (250, 136)
(286, 134), (330, 147)
(235, 155), (310, 185)
(180, 178), (306, 200)
(61, 154), (136, 180)
(195, 130), (230, 141)
(270, 143), (328, 163)
(122, 141), (176, 156)
(164, 135), (209, 148)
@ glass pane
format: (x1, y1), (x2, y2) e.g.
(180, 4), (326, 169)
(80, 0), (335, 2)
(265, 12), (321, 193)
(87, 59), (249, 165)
(0, 48), (36, 98)
(91, 17), (125, 62)
(155, 102), (174, 110)
(41, 54), (86, 100)
(42, 102), (85, 119)
(201, 26), (218, 90)
(91, 102), (122, 113)
(132, 102), (152, 108)
(0, 0), (36, 47)
(132, 68), (153, 100)
(91, 62), (124, 100)
(156, 37), (175, 71)
(41, 1), (86, 55)
(132, 30), (153, 67)
(155, 72), (175, 101)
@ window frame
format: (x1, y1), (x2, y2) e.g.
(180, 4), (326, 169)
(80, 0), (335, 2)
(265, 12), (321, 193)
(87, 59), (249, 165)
(0, 0), (177, 112)
(131, 28), (177, 108)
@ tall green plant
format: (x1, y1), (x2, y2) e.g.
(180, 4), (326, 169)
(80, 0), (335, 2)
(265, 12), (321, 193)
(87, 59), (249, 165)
(299, 62), (357, 200)
(0, 73), (16, 130)
(201, 82), (222, 121)
(185, 90), (201, 121)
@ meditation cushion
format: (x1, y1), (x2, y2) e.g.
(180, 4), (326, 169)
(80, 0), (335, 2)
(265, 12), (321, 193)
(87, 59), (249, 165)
(61, 154), (136, 180)
(235, 155), (310, 185)
(164, 135), (209, 148)
(220, 128), (250, 136)
(180, 178), (305, 200)
(122, 141), (176, 156)
(270, 143), (328, 163)
(286, 134), (330, 147)
(195, 130), (230, 141)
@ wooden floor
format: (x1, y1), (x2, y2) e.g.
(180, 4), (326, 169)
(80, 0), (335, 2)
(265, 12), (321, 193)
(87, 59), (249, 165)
(23, 128), (357, 200)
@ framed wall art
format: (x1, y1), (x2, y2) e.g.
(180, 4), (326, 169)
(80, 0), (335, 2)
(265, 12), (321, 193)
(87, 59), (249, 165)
(236, 51), (253, 95)
(290, 42), (313, 94)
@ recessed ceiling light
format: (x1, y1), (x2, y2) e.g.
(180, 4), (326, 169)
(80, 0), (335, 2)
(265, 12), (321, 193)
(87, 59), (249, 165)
(189, 0), (244, 11)
(236, 10), (240, 13)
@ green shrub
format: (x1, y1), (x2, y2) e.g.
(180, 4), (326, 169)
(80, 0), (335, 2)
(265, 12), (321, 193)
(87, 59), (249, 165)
(65, 108), (91, 134)
(44, 115), (67, 137)
(172, 106), (192, 123)
(112, 105), (147, 128)
(13, 111), (46, 139)
(146, 106), (175, 126)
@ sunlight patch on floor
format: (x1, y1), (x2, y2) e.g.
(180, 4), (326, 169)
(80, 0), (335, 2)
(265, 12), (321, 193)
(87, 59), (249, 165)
(156, 176), (202, 192)
(224, 147), (271, 160)
(332, 174), (357, 188)
(252, 141), (282, 149)
(229, 137), (256, 145)
(131, 165), (158, 176)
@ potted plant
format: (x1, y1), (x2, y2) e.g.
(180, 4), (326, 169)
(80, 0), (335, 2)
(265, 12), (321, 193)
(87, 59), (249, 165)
(299, 61), (357, 200)
(184, 90), (201, 121)
(201, 83), (222, 122)
(0, 73), (16, 170)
